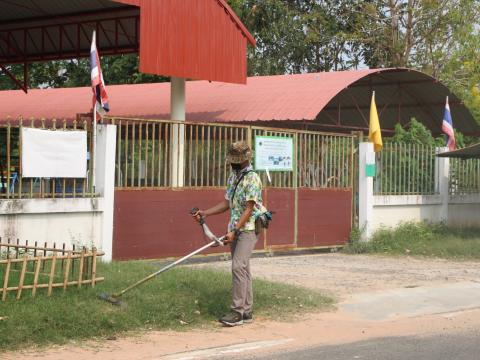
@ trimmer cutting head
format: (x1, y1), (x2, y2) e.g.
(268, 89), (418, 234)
(98, 292), (124, 307)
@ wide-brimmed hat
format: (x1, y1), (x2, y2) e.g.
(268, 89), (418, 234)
(226, 141), (253, 164)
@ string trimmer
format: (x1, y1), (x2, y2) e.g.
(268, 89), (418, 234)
(98, 208), (224, 306)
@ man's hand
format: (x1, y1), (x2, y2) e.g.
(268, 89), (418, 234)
(192, 209), (206, 223)
(223, 231), (236, 245)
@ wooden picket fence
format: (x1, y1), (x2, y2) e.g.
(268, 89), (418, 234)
(0, 240), (104, 301)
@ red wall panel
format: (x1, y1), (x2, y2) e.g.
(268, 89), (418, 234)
(137, 0), (251, 84)
(113, 189), (231, 260)
(113, 188), (352, 260)
(263, 189), (295, 247)
(297, 188), (352, 248)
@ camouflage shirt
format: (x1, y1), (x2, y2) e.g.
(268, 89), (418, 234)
(225, 165), (263, 232)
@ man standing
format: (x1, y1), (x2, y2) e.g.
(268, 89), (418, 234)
(193, 141), (263, 326)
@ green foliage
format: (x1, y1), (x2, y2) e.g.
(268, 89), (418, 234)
(344, 221), (480, 260)
(0, 262), (333, 350)
(390, 118), (477, 148)
(390, 119), (438, 146)
(348, 225), (362, 242)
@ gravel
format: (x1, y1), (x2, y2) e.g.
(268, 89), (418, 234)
(191, 253), (480, 300)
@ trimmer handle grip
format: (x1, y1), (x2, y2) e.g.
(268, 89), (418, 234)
(190, 207), (205, 225)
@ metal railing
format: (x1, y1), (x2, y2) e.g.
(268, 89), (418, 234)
(185, 123), (249, 187)
(297, 132), (354, 188)
(449, 158), (480, 195)
(106, 117), (355, 190)
(113, 118), (172, 188)
(0, 118), (95, 199)
(374, 143), (437, 195)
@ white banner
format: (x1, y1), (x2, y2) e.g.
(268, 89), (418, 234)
(21, 128), (88, 178)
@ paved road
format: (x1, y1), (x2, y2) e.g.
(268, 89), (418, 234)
(248, 332), (480, 360)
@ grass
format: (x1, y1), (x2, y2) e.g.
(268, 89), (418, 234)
(344, 222), (480, 260)
(0, 261), (333, 351)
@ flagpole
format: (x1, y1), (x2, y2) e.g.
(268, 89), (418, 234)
(93, 108), (97, 194)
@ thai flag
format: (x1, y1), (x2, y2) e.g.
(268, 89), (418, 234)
(441, 96), (455, 151)
(90, 31), (109, 117)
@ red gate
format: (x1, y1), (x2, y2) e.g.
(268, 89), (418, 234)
(110, 119), (354, 260)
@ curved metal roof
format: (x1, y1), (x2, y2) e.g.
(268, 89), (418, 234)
(0, 68), (478, 135)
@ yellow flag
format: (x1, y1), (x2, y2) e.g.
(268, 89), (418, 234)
(369, 91), (383, 152)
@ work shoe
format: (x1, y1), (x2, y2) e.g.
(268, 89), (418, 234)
(219, 311), (243, 327)
(243, 312), (253, 323)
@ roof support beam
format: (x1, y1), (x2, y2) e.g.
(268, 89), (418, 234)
(350, 78), (435, 88)
(0, 5), (137, 27)
(322, 110), (340, 125)
(0, 32), (25, 61)
(0, 15), (140, 65)
(0, 62), (28, 93)
(349, 94), (369, 127)
(324, 100), (462, 112)
(372, 72), (444, 132)
(398, 84), (442, 132)
(307, 121), (396, 135)
(379, 87), (400, 117)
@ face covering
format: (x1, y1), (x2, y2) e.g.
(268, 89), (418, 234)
(231, 163), (242, 172)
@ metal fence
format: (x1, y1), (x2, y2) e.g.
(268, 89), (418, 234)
(0, 118), (95, 199)
(112, 118), (172, 188)
(449, 158), (480, 195)
(296, 131), (354, 188)
(374, 143), (437, 195)
(106, 117), (356, 190)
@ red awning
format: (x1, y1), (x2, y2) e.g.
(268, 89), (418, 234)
(118, 0), (255, 84)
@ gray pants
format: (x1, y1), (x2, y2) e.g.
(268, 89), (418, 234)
(230, 231), (258, 315)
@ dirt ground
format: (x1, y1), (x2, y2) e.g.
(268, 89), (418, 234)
(4, 253), (480, 360)
(193, 253), (480, 300)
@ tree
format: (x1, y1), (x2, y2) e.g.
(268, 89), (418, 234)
(350, 0), (480, 122)
(228, 0), (308, 75)
(227, 0), (366, 74)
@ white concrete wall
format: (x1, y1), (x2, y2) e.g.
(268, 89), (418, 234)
(0, 198), (103, 249)
(359, 143), (480, 239)
(448, 194), (480, 227)
(0, 124), (117, 259)
(372, 195), (443, 232)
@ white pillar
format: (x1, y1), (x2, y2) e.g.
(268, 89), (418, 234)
(436, 147), (450, 223)
(359, 142), (374, 241)
(95, 124), (117, 262)
(170, 77), (185, 187)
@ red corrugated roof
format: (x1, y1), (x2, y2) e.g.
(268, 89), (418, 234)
(1, 69), (478, 135)
(0, 69), (377, 121)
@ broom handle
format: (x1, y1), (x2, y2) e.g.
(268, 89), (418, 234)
(114, 240), (219, 297)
